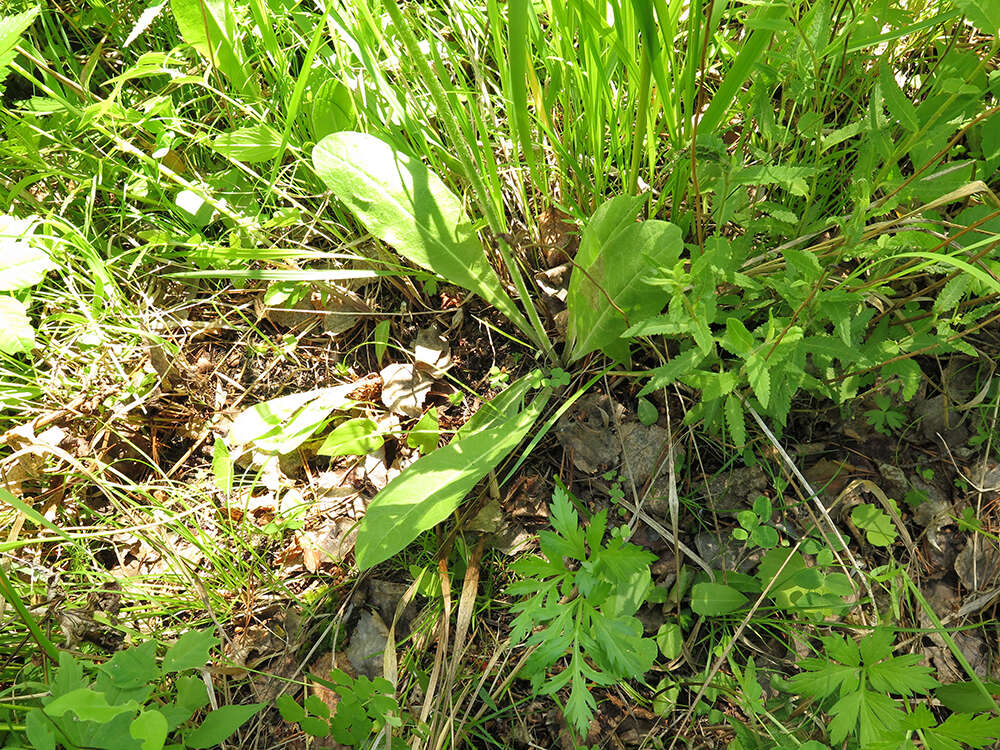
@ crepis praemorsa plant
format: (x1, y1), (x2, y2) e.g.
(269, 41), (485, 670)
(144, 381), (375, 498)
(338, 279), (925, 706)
(224, 118), (999, 572)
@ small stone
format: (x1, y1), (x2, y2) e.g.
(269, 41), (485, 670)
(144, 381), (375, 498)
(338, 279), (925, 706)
(345, 610), (389, 680)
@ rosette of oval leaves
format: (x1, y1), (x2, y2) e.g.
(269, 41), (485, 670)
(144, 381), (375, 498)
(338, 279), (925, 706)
(310, 131), (684, 570)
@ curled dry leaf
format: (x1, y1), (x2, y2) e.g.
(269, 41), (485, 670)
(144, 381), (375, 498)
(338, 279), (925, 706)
(321, 285), (371, 336)
(412, 324), (451, 376)
(955, 538), (1000, 591)
(0, 423), (67, 496)
(553, 393), (625, 474)
(538, 205), (579, 267)
(380, 363), (433, 418)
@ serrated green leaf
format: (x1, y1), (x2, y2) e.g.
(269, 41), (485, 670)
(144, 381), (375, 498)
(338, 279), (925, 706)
(934, 274), (972, 315)
(930, 712), (1000, 749)
(747, 359), (770, 409)
(879, 62), (920, 131)
(731, 164), (817, 197)
(851, 503), (897, 546)
(0, 6), (39, 61)
(725, 394), (746, 448)
(638, 348), (707, 397)
(880, 358), (922, 401)
(312, 132), (528, 338)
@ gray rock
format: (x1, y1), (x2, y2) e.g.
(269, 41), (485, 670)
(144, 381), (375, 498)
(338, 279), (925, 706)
(345, 610), (389, 679)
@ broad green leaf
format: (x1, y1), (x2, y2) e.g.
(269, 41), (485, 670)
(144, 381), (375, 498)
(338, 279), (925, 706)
(212, 437), (233, 494)
(212, 125), (283, 163)
(312, 132), (527, 337)
(130, 709), (168, 750)
(183, 703), (265, 749)
(372, 319), (390, 365)
(878, 62), (920, 132)
(160, 675), (209, 730)
(407, 408), (439, 454)
(354, 386), (551, 570)
(573, 195), (644, 270)
(310, 79), (355, 141)
(637, 397), (658, 426)
(955, 0), (999, 37)
(935, 681), (1000, 713)
(0, 215), (53, 291)
(318, 417), (383, 457)
(169, 0), (257, 95)
(45, 689), (139, 723)
(25, 709), (56, 750)
(721, 317), (755, 357)
(229, 381), (358, 454)
(567, 209), (683, 363)
(0, 295), (36, 354)
(97, 639), (158, 689)
(656, 622), (683, 660)
(163, 629), (220, 673)
(275, 694), (305, 722)
(0, 6), (39, 62)
(690, 582), (748, 615)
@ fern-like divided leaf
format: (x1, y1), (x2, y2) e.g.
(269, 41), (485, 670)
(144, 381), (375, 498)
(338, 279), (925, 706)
(507, 481), (656, 736)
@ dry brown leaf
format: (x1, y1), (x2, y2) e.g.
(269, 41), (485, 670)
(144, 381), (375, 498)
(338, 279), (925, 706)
(321, 286), (370, 336)
(955, 538), (1000, 591)
(0, 423), (67, 496)
(412, 324), (451, 376)
(379, 363), (433, 418)
(553, 393), (625, 474)
(538, 206), (579, 267)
